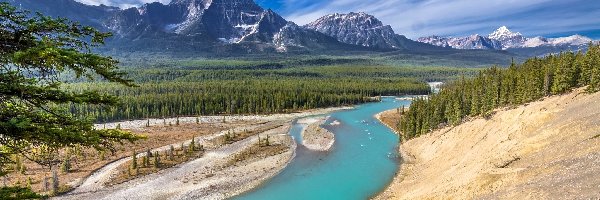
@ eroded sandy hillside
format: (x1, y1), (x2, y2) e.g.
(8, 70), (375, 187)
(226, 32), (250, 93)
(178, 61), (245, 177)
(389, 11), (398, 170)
(377, 88), (600, 199)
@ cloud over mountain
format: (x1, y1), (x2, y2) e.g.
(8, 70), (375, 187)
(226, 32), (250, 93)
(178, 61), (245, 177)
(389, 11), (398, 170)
(73, 0), (600, 40)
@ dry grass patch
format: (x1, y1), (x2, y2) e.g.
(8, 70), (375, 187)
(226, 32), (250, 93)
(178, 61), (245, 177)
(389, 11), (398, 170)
(2, 121), (245, 195)
(108, 144), (206, 186)
(224, 142), (290, 168)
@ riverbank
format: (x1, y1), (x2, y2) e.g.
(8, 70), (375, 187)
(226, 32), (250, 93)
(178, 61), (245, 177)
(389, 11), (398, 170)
(95, 106), (353, 131)
(376, 88), (600, 199)
(297, 117), (335, 151)
(233, 96), (409, 200)
(374, 109), (401, 135)
(38, 107), (350, 199)
(60, 123), (295, 200)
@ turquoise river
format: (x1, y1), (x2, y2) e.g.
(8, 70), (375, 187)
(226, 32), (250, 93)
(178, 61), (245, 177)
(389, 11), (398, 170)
(234, 97), (412, 200)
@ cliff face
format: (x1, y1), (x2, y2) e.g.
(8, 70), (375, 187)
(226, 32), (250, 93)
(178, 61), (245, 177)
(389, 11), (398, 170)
(304, 12), (422, 50)
(377, 88), (600, 199)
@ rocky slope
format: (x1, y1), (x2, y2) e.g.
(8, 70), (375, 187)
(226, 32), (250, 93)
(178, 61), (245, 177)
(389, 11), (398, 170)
(419, 26), (595, 51)
(377, 88), (600, 199)
(305, 12), (402, 49)
(106, 0), (288, 44)
(5, 0), (519, 58)
(417, 34), (502, 50)
(304, 12), (441, 51)
(6, 0), (358, 54)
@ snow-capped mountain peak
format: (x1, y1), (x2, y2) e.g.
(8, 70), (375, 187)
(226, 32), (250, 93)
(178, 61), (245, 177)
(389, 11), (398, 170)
(419, 26), (595, 51)
(304, 12), (414, 49)
(487, 26), (526, 49)
(488, 26), (522, 40)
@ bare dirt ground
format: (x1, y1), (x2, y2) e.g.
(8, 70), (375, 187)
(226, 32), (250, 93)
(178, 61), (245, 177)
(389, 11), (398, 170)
(4, 107), (350, 198)
(49, 107), (349, 199)
(3, 122), (241, 194)
(376, 88), (600, 199)
(59, 124), (295, 200)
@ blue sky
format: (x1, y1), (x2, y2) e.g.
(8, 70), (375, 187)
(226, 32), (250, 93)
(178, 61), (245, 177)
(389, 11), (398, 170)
(76, 0), (600, 40)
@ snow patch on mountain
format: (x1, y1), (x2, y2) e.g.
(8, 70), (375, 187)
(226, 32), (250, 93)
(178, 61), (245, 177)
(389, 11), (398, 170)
(305, 12), (405, 49)
(488, 26), (522, 40)
(549, 35), (592, 46)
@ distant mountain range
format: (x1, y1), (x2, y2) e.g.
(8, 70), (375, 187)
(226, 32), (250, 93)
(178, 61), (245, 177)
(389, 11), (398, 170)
(3, 0), (595, 57)
(418, 26), (595, 51)
(6, 0), (422, 54)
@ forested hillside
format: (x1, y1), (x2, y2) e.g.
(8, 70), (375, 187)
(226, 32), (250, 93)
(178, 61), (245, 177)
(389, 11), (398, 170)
(399, 44), (600, 140)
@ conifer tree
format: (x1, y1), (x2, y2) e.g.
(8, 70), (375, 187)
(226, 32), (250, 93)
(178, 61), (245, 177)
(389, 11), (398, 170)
(190, 138), (195, 152)
(153, 152), (160, 168)
(131, 151), (137, 169)
(399, 44), (600, 140)
(0, 3), (142, 181)
(60, 158), (71, 173)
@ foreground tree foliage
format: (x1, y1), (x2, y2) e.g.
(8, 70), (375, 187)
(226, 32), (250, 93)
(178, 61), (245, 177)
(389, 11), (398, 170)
(399, 44), (600, 140)
(0, 3), (141, 196)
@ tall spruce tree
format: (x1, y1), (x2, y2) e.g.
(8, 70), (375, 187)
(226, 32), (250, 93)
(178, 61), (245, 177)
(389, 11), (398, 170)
(0, 3), (142, 194)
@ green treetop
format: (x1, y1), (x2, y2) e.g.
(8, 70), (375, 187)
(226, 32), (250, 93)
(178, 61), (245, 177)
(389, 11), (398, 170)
(0, 2), (142, 177)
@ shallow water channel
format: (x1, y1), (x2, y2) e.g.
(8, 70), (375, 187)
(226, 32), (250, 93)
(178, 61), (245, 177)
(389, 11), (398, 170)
(234, 97), (412, 200)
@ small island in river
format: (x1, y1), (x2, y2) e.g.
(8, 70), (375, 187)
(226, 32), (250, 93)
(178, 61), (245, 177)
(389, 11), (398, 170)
(297, 117), (335, 151)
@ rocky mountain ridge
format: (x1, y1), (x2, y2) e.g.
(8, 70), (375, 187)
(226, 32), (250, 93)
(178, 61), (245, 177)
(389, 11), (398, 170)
(6, 0), (440, 54)
(418, 26), (594, 50)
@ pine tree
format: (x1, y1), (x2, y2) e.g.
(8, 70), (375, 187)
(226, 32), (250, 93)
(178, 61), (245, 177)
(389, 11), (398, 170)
(265, 135), (270, 146)
(580, 43), (596, 86)
(190, 138), (195, 152)
(99, 151), (106, 161)
(142, 155), (149, 168)
(587, 45), (600, 92)
(169, 145), (175, 160)
(452, 96), (462, 124)
(398, 44), (600, 140)
(131, 151), (137, 169)
(60, 158), (71, 173)
(153, 152), (160, 168)
(552, 52), (576, 94)
(0, 3), (141, 181)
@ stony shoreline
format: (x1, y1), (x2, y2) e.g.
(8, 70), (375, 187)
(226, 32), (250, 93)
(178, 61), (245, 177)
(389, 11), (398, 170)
(374, 109), (400, 135)
(94, 107), (353, 131)
(59, 124), (295, 200)
(60, 107), (353, 199)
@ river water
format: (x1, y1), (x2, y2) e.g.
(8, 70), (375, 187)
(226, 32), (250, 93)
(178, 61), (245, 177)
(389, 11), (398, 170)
(234, 97), (412, 200)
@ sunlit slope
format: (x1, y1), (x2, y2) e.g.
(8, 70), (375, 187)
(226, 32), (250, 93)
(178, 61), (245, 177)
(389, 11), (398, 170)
(378, 88), (600, 199)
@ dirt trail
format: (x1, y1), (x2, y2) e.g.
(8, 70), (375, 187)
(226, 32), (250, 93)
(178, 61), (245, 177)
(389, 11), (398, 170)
(377, 88), (600, 199)
(59, 123), (294, 200)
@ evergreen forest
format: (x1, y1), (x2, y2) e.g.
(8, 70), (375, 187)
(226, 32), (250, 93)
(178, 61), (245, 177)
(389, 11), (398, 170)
(399, 44), (600, 140)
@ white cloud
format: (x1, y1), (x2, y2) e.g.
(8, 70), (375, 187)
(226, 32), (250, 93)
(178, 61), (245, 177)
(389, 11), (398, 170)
(72, 0), (600, 39)
(75, 0), (170, 8)
(280, 0), (600, 39)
